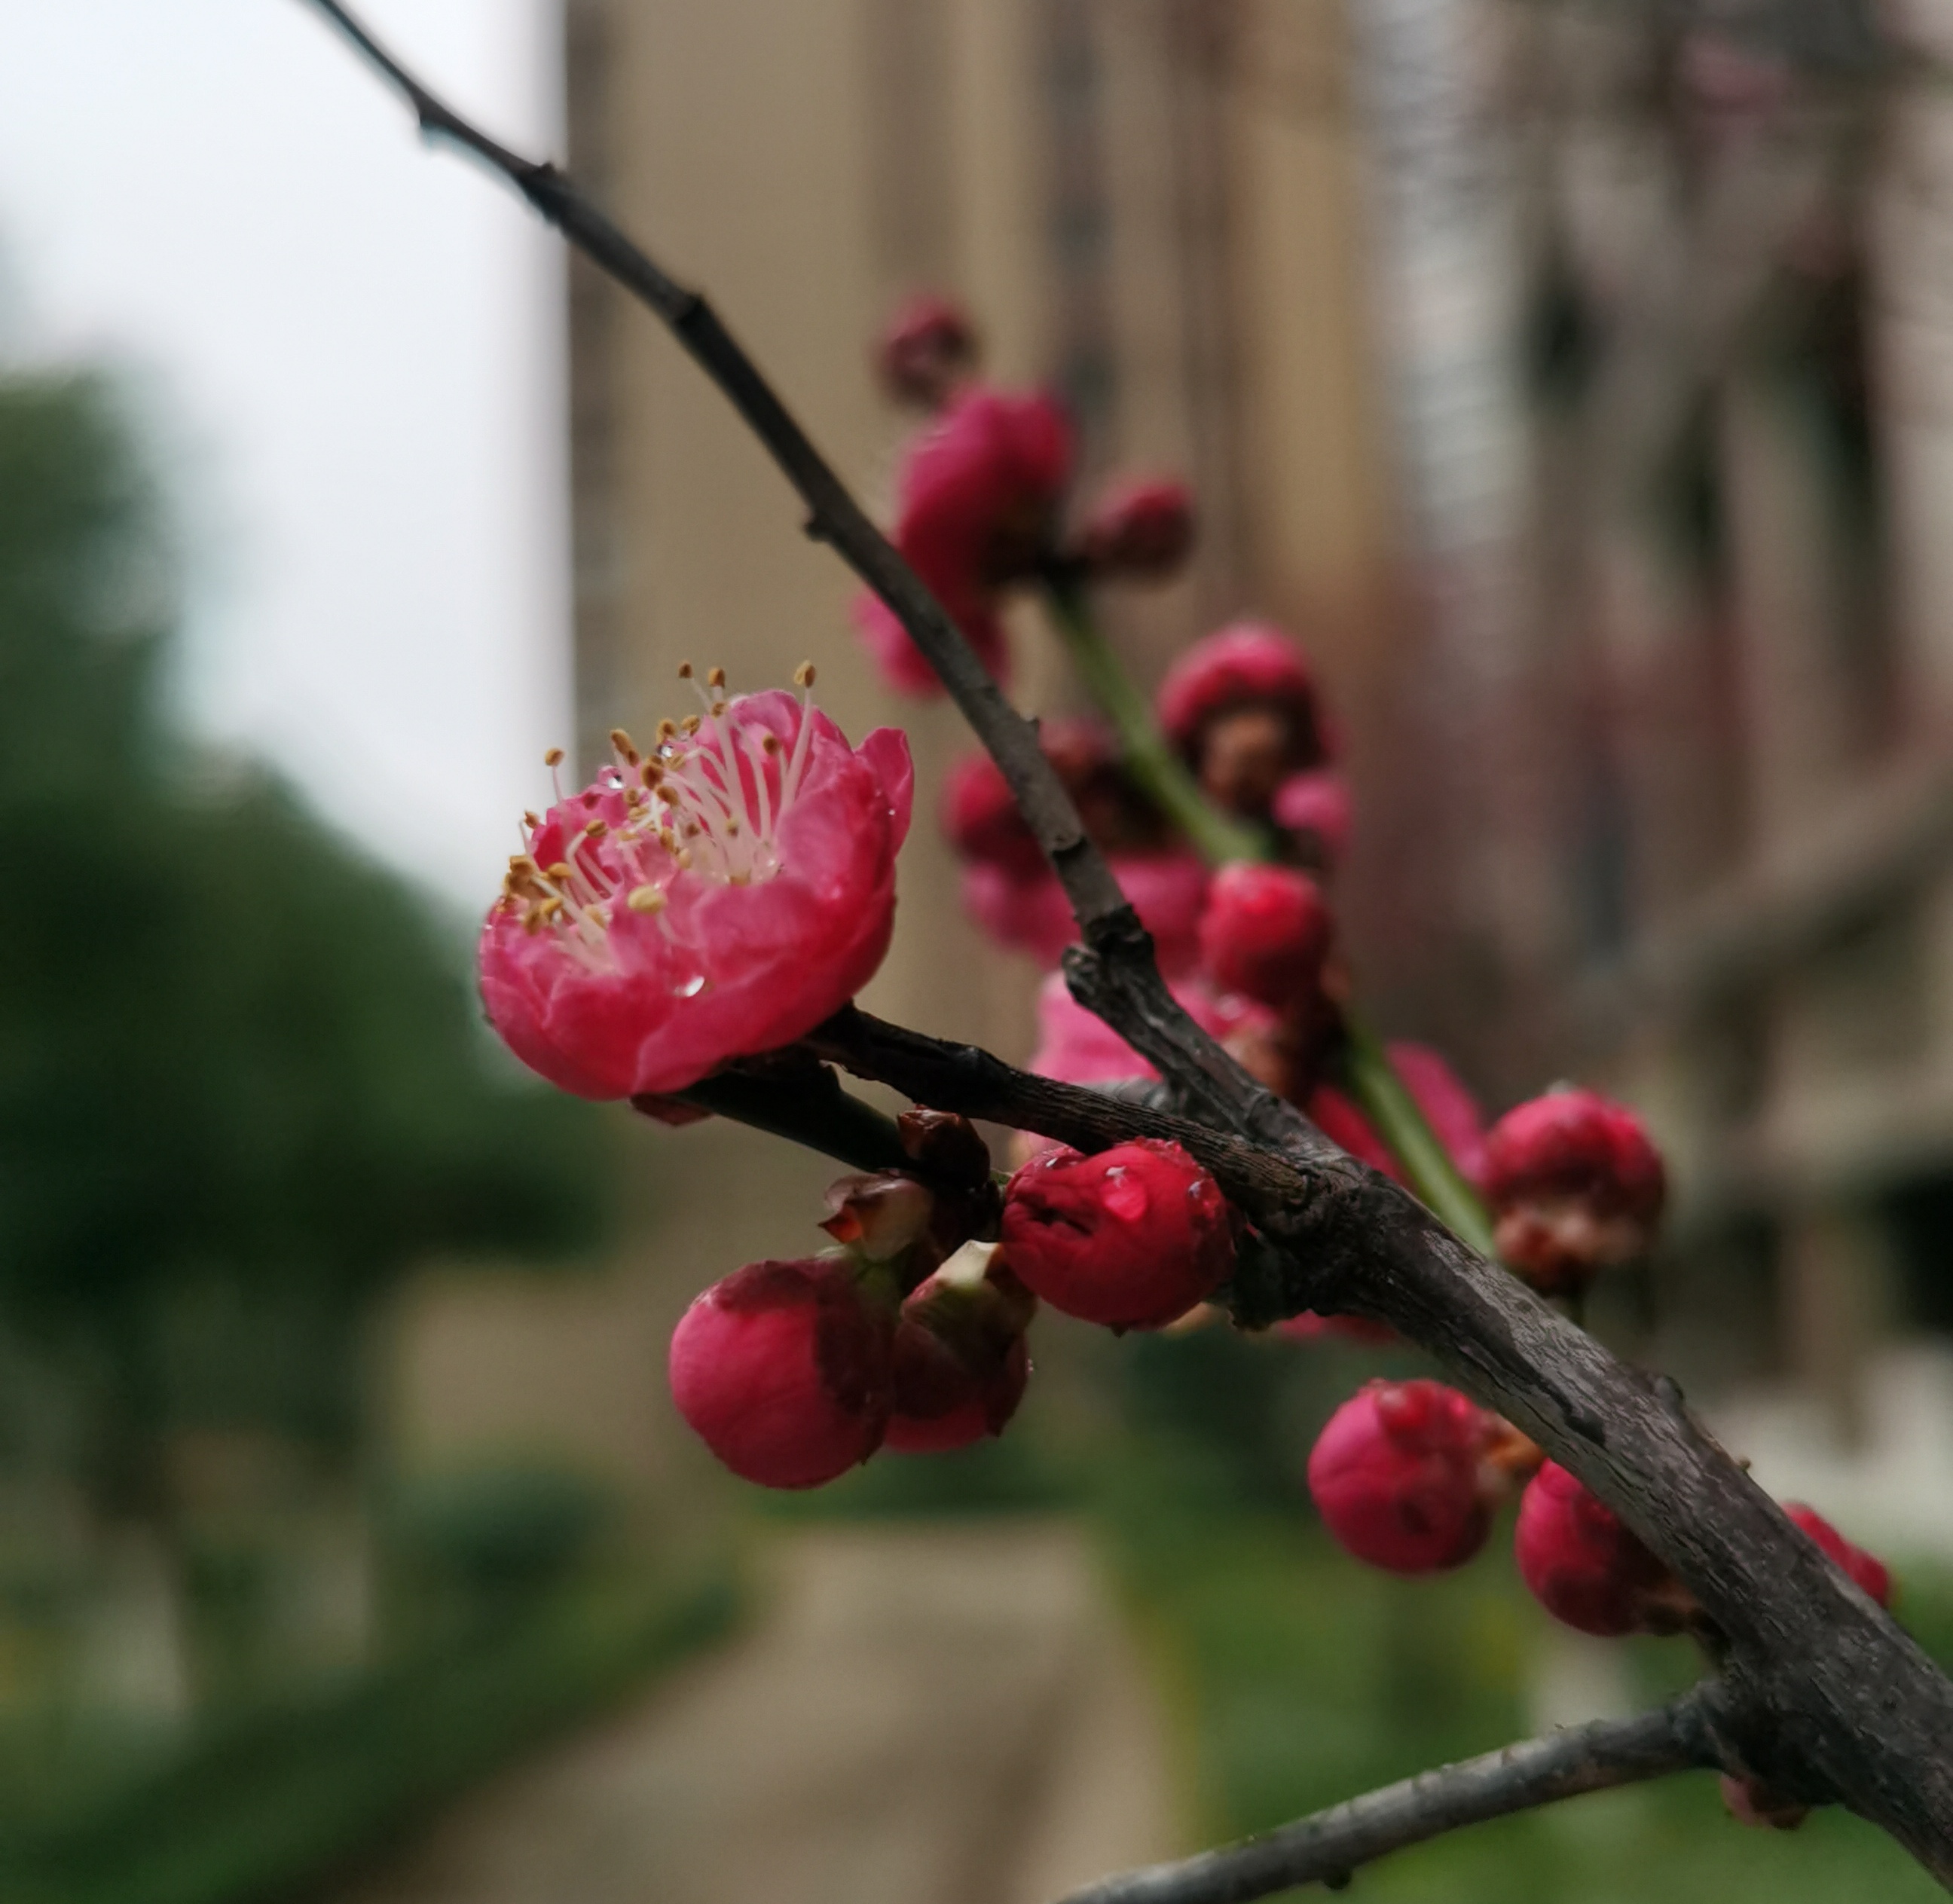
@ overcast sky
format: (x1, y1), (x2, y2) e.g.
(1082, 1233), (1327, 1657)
(0, 0), (564, 912)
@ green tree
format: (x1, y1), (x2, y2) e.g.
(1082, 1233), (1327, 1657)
(0, 369), (610, 1520)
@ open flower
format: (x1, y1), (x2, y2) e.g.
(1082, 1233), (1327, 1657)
(481, 674), (912, 1099)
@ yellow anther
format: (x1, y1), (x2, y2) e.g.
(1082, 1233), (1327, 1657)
(681, 714), (701, 735)
(547, 863), (574, 882)
(626, 885), (666, 915)
(677, 661), (694, 680)
(793, 662), (816, 688)
(707, 665), (726, 689)
(523, 810), (542, 830)
(509, 853), (537, 873)
(584, 818), (608, 837)
(544, 747), (564, 767)
(610, 727), (636, 756)
(710, 700), (729, 717)
(657, 719), (677, 741)
(724, 816), (741, 836)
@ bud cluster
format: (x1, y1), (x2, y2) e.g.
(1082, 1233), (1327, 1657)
(860, 294), (1200, 696)
(669, 1113), (1242, 1488)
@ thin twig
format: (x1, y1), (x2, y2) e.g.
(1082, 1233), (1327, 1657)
(299, 7), (1953, 1875)
(1055, 1690), (1720, 1904)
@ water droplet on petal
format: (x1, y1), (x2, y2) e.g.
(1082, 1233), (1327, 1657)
(675, 973), (708, 998)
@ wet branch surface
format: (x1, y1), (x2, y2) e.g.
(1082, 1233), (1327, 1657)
(1055, 1687), (1721, 1904)
(303, 3), (1953, 1887)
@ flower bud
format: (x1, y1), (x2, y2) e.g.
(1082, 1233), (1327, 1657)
(1197, 862), (1334, 1014)
(943, 750), (1047, 878)
(1483, 1088), (1666, 1294)
(1271, 767), (1352, 868)
(1719, 1774), (1809, 1832)
(1073, 477), (1197, 579)
(1307, 1380), (1508, 1575)
(1157, 622), (1334, 819)
(1001, 1138), (1235, 1330)
(1514, 1460), (1692, 1636)
(1275, 1311), (1398, 1347)
(668, 1259), (894, 1490)
(876, 292), (977, 408)
(885, 1244), (1037, 1453)
(1785, 1503), (1893, 1607)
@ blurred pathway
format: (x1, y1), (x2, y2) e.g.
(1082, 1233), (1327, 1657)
(332, 1520), (1179, 1904)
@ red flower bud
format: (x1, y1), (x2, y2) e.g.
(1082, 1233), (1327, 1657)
(876, 292), (977, 409)
(1514, 1460), (1691, 1636)
(1275, 1311), (1398, 1347)
(1719, 1774), (1809, 1832)
(1074, 477), (1197, 579)
(668, 1259), (894, 1490)
(1785, 1503), (1893, 1608)
(1483, 1088), (1666, 1294)
(1157, 622), (1334, 789)
(1307, 1380), (1505, 1575)
(885, 1245), (1037, 1453)
(1000, 1138), (1235, 1330)
(1197, 862), (1334, 1013)
(1271, 768), (1353, 866)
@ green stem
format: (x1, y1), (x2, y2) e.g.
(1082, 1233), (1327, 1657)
(1045, 582), (1267, 866)
(1340, 1025), (1497, 1258)
(1043, 579), (1498, 1253)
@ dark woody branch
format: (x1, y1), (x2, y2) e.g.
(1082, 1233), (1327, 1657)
(1055, 1687), (1722, 1904)
(302, 5), (1953, 1881)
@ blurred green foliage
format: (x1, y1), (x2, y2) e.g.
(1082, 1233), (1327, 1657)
(0, 1566), (736, 1904)
(1105, 1482), (1953, 1904)
(0, 368), (611, 1491)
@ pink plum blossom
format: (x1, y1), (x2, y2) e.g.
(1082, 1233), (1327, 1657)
(481, 680), (912, 1100)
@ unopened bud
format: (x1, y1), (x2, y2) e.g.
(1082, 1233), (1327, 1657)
(1073, 477), (1196, 580)
(1484, 1089), (1666, 1295)
(1001, 1138), (1234, 1330)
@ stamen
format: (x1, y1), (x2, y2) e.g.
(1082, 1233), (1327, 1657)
(794, 662), (816, 688)
(706, 666), (726, 689)
(544, 747), (564, 766)
(584, 819), (607, 837)
(677, 661), (694, 680)
(682, 714), (701, 735)
(626, 885), (666, 914)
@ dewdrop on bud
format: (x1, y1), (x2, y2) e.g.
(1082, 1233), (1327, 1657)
(1000, 1138), (1234, 1330)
